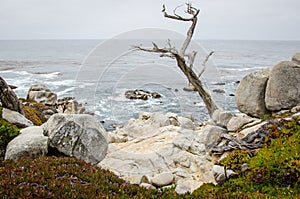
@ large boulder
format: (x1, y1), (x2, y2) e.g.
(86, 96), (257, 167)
(5, 126), (48, 160)
(265, 61), (300, 111)
(235, 69), (269, 117)
(2, 108), (33, 128)
(27, 85), (57, 105)
(43, 114), (108, 164)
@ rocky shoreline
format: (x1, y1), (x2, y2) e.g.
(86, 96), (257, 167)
(0, 53), (299, 195)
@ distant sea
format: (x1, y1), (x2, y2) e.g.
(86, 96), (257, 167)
(0, 40), (299, 126)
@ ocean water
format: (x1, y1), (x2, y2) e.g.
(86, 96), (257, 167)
(0, 39), (299, 126)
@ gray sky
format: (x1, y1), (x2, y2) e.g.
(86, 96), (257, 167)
(0, 0), (299, 40)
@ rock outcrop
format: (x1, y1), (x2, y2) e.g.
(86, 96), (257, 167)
(27, 85), (57, 105)
(5, 126), (48, 160)
(265, 61), (300, 111)
(99, 112), (216, 194)
(43, 114), (108, 165)
(56, 97), (85, 114)
(0, 76), (24, 115)
(235, 69), (269, 117)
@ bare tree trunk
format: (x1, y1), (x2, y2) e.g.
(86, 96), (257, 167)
(174, 54), (220, 116)
(134, 3), (222, 117)
(0, 76), (24, 115)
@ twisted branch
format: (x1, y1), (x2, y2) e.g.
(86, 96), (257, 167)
(134, 3), (221, 117)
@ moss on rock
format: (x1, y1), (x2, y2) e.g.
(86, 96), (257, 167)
(23, 102), (49, 126)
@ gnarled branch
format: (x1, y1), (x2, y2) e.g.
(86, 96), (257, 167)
(134, 3), (221, 117)
(162, 3), (199, 57)
(198, 51), (215, 78)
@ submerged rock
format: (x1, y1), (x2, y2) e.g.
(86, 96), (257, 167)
(183, 85), (197, 92)
(213, 89), (225, 94)
(212, 82), (226, 86)
(125, 89), (161, 100)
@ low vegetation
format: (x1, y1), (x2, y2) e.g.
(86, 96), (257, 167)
(193, 117), (300, 199)
(0, 156), (185, 199)
(21, 100), (49, 126)
(0, 101), (299, 198)
(0, 106), (20, 161)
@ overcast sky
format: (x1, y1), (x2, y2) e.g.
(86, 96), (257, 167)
(0, 0), (299, 40)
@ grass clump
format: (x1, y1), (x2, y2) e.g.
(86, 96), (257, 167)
(23, 106), (46, 126)
(219, 150), (251, 172)
(0, 118), (20, 161)
(23, 102), (49, 126)
(249, 118), (300, 188)
(192, 117), (300, 199)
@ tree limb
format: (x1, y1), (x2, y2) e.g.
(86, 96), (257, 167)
(162, 4), (199, 57)
(134, 3), (221, 117)
(198, 51), (214, 78)
(133, 43), (220, 117)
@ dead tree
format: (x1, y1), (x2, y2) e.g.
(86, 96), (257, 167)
(0, 76), (24, 115)
(134, 3), (221, 117)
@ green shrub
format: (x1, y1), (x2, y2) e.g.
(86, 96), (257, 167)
(219, 150), (251, 172)
(249, 122), (300, 187)
(0, 119), (20, 161)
